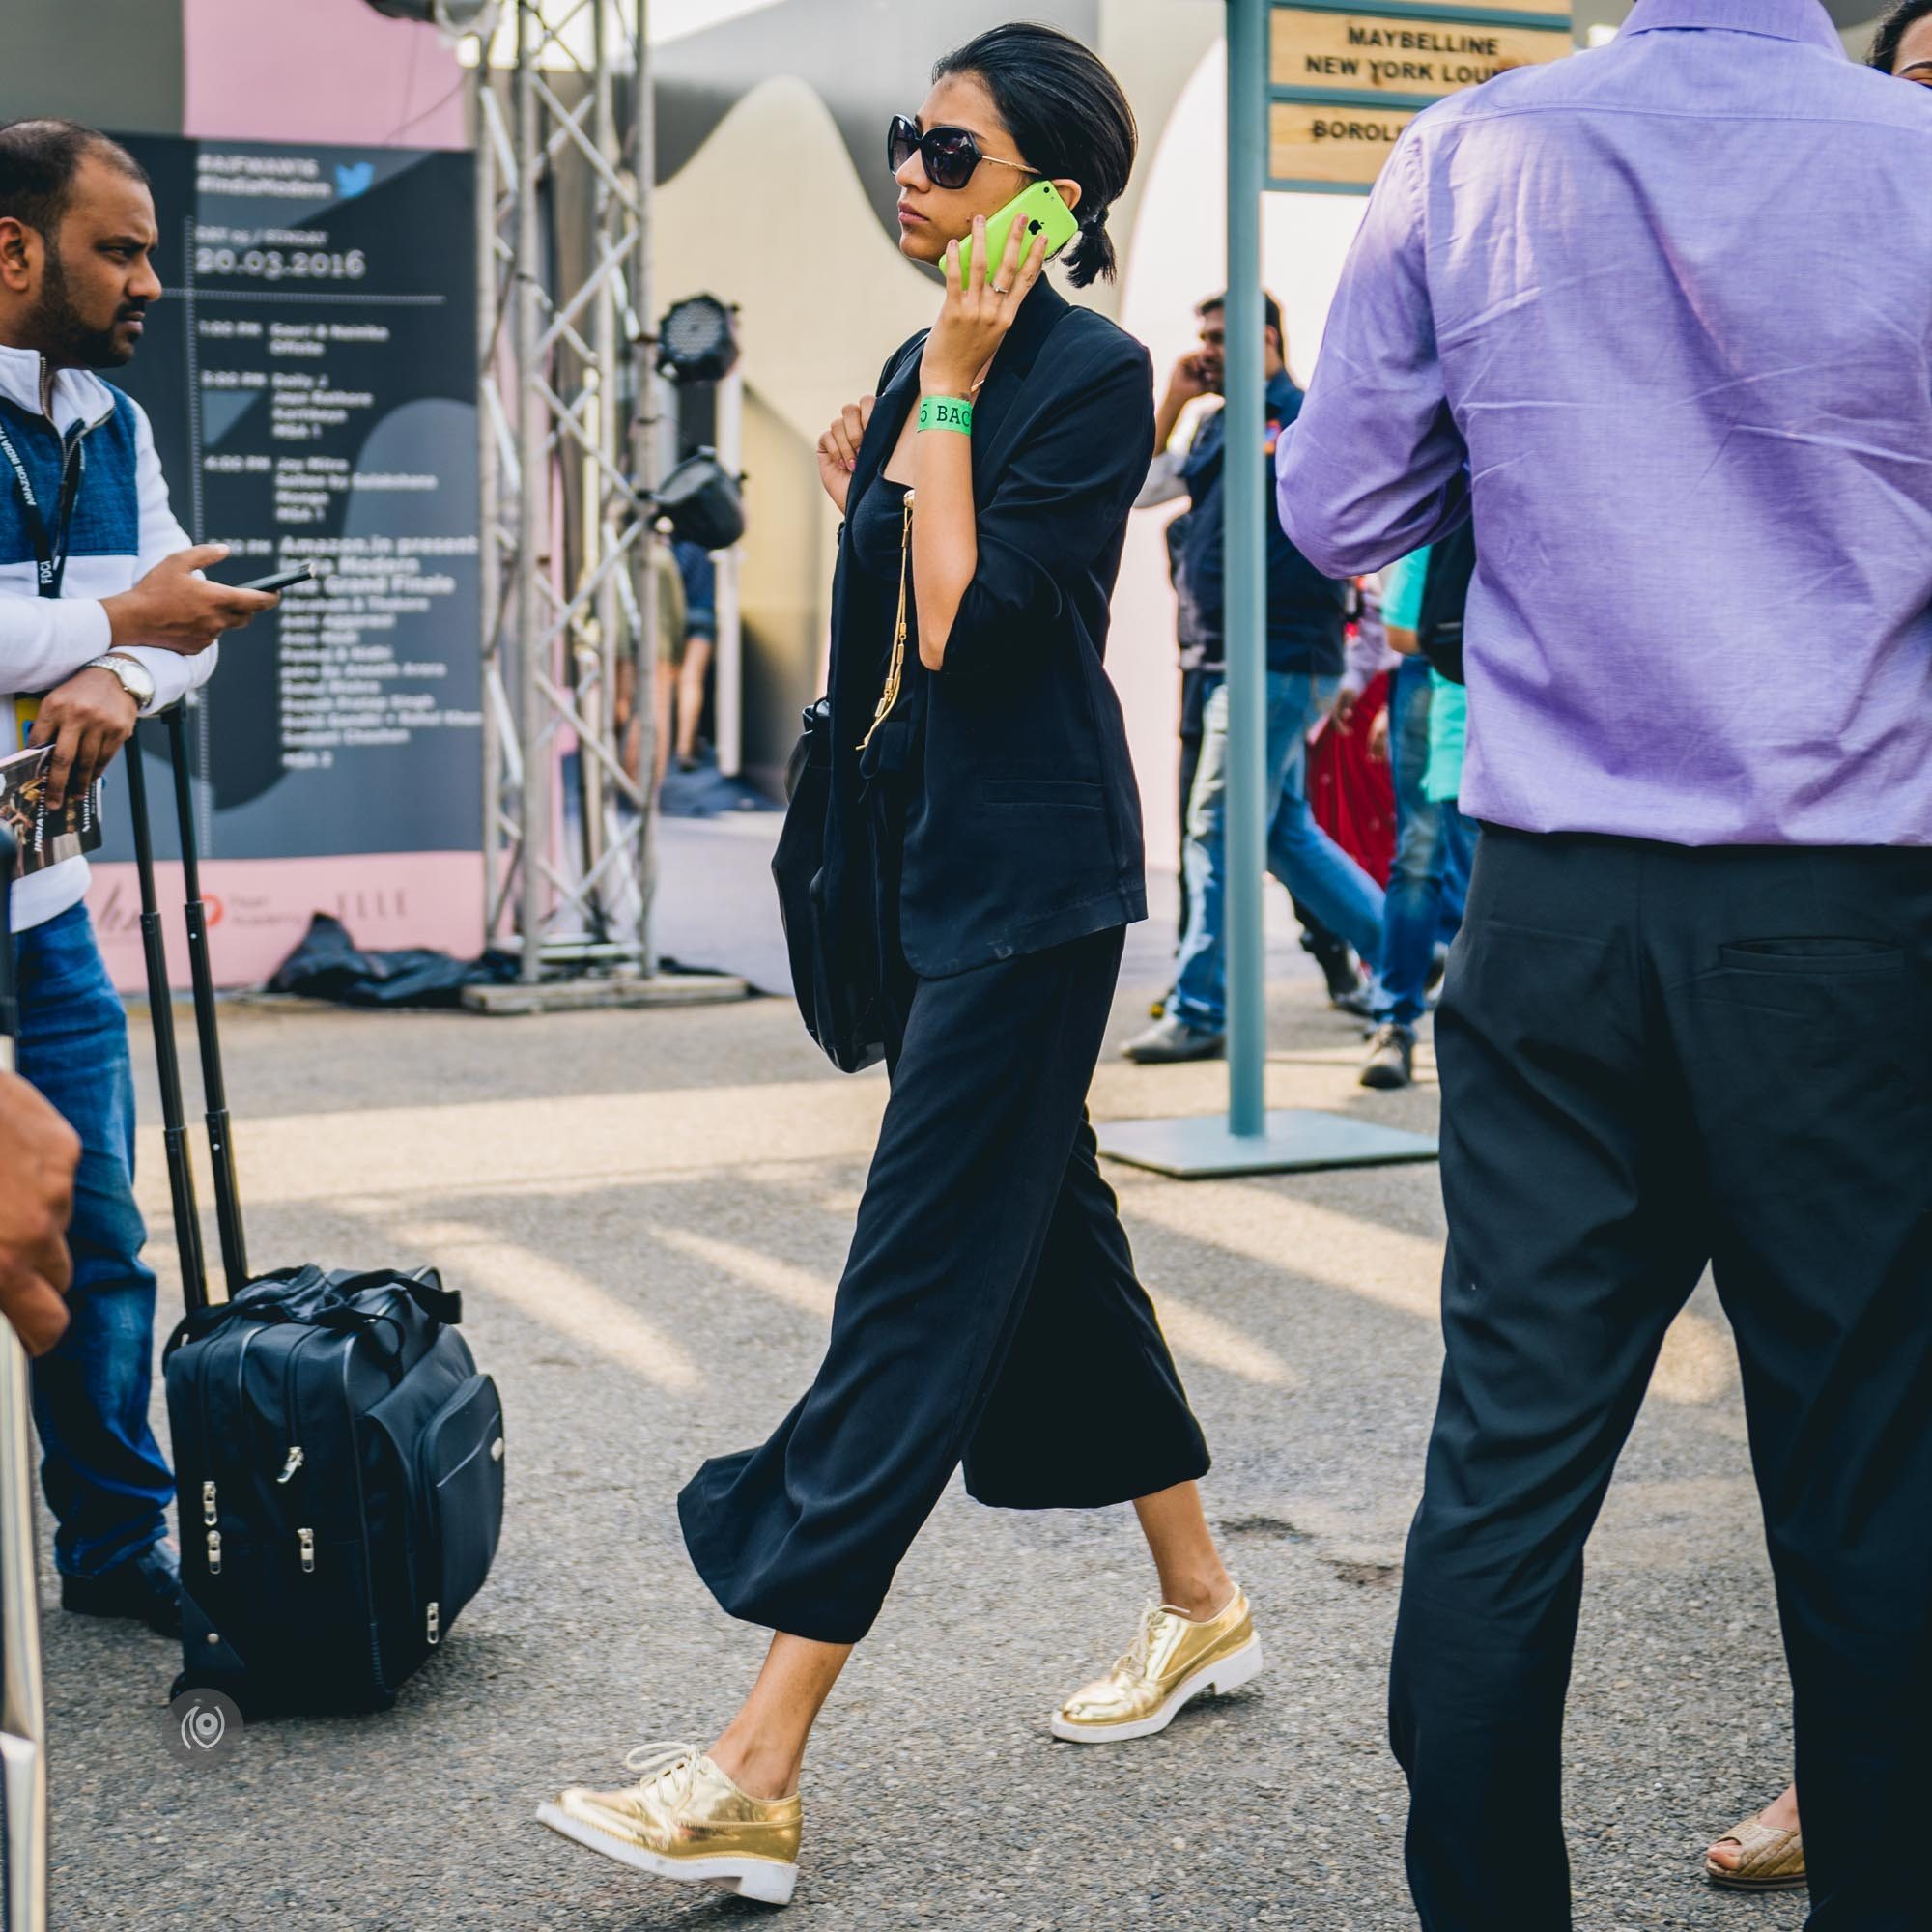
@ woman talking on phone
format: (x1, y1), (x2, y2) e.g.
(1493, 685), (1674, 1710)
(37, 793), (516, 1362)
(538, 23), (1258, 1907)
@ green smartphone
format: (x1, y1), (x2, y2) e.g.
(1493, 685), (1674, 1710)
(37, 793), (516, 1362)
(956, 179), (1081, 287)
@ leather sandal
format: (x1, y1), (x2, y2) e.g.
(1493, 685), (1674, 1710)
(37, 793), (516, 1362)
(1704, 1811), (1806, 1891)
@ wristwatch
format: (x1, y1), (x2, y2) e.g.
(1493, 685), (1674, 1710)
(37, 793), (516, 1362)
(83, 652), (156, 711)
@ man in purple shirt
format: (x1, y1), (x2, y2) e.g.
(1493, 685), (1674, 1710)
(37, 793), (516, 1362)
(1276, 3), (1932, 1927)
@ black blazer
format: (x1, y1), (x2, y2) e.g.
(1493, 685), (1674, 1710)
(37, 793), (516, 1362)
(822, 278), (1154, 980)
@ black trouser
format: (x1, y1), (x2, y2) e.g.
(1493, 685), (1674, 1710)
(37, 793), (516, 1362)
(681, 917), (1210, 1645)
(1391, 827), (1932, 1932)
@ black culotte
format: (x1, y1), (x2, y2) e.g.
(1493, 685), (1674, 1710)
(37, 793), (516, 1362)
(679, 787), (1210, 1645)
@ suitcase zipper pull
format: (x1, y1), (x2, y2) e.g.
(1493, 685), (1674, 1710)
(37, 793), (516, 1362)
(206, 1528), (222, 1576)
(277, 1446), (305, 1485)
(202, 1479), (218, 1526)
(298, 1526), (316, 1574)
(426, 1601), (440, 1646)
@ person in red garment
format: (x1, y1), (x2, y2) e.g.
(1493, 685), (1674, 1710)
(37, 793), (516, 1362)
(1311, 579), (1398, 901)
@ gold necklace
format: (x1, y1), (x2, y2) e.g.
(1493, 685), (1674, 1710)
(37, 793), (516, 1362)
(858, 487), (916, 751)
(855, 362), (986, 748)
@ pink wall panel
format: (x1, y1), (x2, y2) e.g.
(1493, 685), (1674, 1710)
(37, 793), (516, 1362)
(183, 0), (469, 149)
(92, 854), (486, 993)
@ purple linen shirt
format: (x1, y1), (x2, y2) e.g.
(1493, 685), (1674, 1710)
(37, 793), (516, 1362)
(1275, 0), (1932, 845)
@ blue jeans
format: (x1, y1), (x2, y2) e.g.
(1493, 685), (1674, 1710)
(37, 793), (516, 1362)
(15, 903), (172, 1578)
(1378, 656), (1477, 1028)
(1170, 672), (1386, 1033)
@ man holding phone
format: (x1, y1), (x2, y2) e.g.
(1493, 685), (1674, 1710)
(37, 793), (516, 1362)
(1124, 291), (1383, 1063)
(0, 117), (275, 1636)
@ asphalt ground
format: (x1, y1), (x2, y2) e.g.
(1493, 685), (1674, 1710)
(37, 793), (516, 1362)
(43, 876), (1807, 1931)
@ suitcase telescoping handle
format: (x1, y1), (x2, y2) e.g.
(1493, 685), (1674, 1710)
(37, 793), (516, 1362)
(163, 707), (246, 1297)
(122, 705), (247, 1312)
(0, 823), (52, 1932)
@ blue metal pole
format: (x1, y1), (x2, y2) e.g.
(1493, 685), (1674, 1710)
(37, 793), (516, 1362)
(1225, 0), (1267, 1138)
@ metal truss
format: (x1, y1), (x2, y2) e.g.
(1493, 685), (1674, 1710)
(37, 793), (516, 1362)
(472, 0), (657, 982)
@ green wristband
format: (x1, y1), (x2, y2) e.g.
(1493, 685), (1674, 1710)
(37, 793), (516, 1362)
(918, 394), (973, 437)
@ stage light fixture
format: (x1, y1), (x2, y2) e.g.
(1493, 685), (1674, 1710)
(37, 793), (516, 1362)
(643, 449), (746, 553)
(656, 295), (741, 386)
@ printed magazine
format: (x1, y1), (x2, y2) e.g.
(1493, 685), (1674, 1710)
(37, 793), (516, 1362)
(0, 742), (102, 877)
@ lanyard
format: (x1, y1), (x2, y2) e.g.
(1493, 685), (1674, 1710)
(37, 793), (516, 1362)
(0, 410), (86, 601)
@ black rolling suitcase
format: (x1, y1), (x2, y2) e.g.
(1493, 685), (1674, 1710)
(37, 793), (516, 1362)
(125, 709), (506, 1714)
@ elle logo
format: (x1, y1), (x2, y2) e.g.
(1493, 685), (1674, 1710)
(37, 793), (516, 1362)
(337, 891), (408, 923)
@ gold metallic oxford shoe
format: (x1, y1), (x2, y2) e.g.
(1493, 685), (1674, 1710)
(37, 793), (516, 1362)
(1051, 1585), (1264, 1743)
(537, 1742), (802, 1905)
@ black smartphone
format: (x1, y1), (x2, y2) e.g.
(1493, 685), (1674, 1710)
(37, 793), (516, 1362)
(233, 563), (315, 595)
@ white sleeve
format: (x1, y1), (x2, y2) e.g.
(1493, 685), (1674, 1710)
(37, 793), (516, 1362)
(111, 398), (218, 714)
(0, 590), (111, 695)
(1133, 446), (1190, 511)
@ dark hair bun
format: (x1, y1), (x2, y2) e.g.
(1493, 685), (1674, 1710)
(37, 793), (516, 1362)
(1068, 202), (1117, 287)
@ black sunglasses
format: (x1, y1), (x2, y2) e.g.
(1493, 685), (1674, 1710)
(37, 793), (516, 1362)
(888, 114), (1036, 192)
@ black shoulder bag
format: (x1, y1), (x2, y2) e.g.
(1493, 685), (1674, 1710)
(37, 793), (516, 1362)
(774, 332), (924, 1074)
(1417, 521), (1478, 686)
(772, 696), (885, 1072)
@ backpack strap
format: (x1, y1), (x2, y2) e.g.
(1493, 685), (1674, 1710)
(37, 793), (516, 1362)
(165, 1264), (462, 1362)
(300, 1266), (460, 1324)
(401, 1267), (462, 1326)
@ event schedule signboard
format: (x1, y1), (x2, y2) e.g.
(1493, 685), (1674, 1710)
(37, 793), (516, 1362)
(92, 136), (482, 989)
(1268, 2), (1574, 191)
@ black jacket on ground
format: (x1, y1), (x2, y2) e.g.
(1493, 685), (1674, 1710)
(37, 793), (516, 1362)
(821, 278), (1153, 980)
